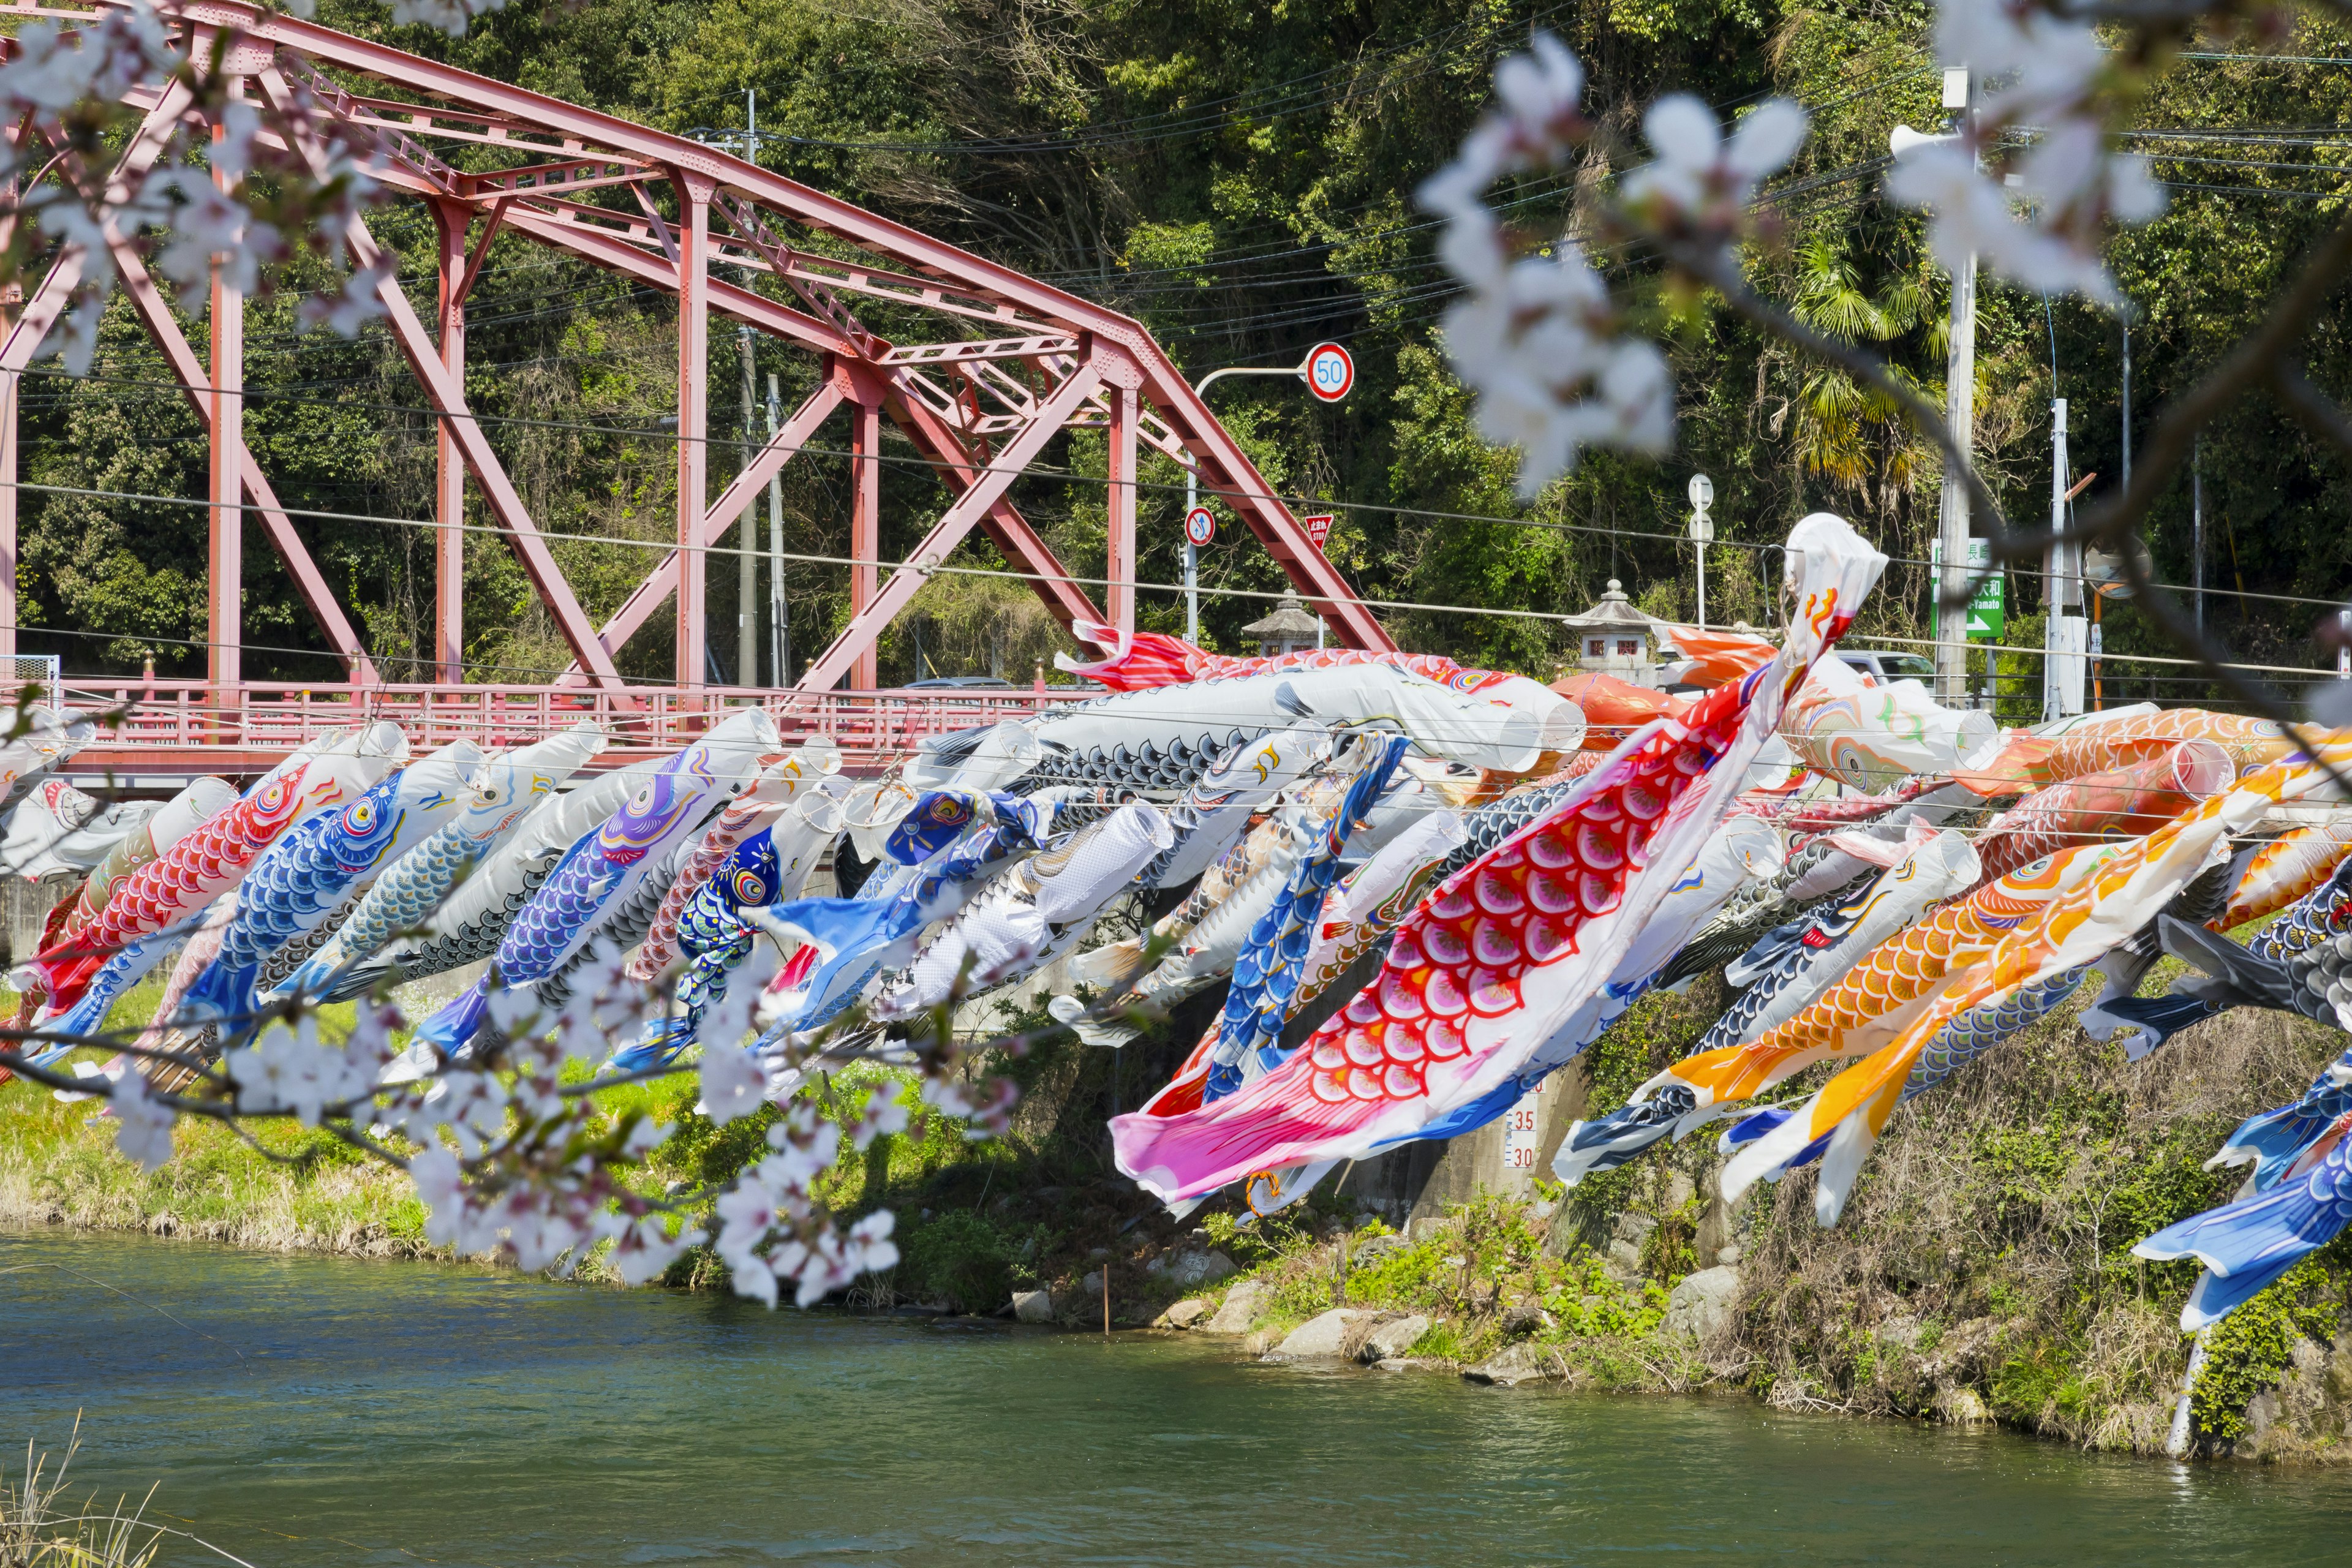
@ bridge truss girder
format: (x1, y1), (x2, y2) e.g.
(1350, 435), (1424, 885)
(0, 0), (1392, 696)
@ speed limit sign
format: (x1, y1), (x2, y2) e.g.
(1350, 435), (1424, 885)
(1185, 506), (1216, 546)
(1305, 342), (1354, 403)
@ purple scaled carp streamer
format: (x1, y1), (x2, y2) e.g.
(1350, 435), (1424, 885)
(409, 709), (780, 1064)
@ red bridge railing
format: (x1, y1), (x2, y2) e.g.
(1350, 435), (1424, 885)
(56, 680), (1090, 782)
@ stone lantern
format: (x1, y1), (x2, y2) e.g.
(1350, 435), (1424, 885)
(1561, 579), (1662, 688)
(1241, 594), (1324, 658)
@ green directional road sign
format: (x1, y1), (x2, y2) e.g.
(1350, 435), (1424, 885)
(1931, 538), (2004, 641)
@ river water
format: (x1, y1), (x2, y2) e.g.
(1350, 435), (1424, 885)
(6, 1230), (2348, 1566)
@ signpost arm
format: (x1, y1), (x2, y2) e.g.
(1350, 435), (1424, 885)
(1181, 345), (1349, 649)
(1184, 464), (1199, 644)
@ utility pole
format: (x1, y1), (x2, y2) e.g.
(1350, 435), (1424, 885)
(733, 89), (761, 686)
(737, 326), (759, 687)
(767, 373), (788, 684)
(2045, 398), (2086, 720)
(1899, 68), (1977, 706)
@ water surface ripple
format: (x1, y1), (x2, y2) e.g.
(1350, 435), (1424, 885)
(5, 1231), (2347, 1566)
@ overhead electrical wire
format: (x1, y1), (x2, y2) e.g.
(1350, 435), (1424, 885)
(10, 374), (2344, 618)
(9, 477), (2339, 689)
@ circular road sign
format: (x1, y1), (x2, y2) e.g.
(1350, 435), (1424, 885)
(1185, 506), (1216, 547)
(1687, 473), (1714, 513)
(1305, 342), (1354, 403)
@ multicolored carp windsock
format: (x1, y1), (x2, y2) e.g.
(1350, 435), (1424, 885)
(628, 743), (843, 986)
(1722, 735), (2352, 1223)
(1967, 741), (2231, 888)
(870, 802), (1176, 1025)
(1024, 661), (1583, 782)
(0, 705), (96, 804)
(1780, 653), (1999, 790)
(275, 725), (608, 1003)
(1111, 511), (1886, 1204)
(333, 753), (662, 1001)
(1553, 826), (1975, 1183)
(2223, 816), (2352, 928)
(409, 708), (780, 1060)
(609, 791), (846, 1073)
(1123, 805), (1471, 1121)
(1959, 705), (2295, 796)
(24, 723), (407, 1022)
(1058, 618), (1520, 695)
(2134, 1115), (2352, 1331)
(1135, 726), (1324, 891)
(172, 741), (488, 1033)
(1199, 737), (1410, 1098)
(1106, 804), (1320, 1016)
(56, 777), (237, 944)
(1059, 797), (1314, 1011)
(1, 781), (162, 883)
(1641, 843), (2120, 1125)
(753, 792), (1060, 1042)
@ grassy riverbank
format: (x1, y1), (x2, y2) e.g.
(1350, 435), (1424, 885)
(9, 974), (2352, 1462)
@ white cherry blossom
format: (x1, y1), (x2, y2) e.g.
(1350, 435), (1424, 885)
(107, 1068), (175, 1171)
(701, 1044), (769, 1126)
(1886, 0), (2165, 304)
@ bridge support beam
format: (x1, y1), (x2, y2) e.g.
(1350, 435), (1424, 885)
(850, 393), (881, 692)
(674, 175), (713, 692)
(208, 86), (244, 693)
(1105, 379), (1138, 643)
(795, 365), (1101, 694)
(429, 199), (488, 685)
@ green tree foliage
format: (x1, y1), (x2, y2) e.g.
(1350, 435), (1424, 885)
(15, 0), (2348, 688)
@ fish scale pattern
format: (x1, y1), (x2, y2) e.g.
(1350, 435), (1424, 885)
(1298, 737), (1712, 1113)
(1656, 845), (2120, 1109)
(1968, 744), (2224, 888)
(1902, 967), (2092, 1098)
(1205, 738), (1407, 1099)
(288, 822), (491, 1000)
(32, 761), (318, 1010)
(176, 785), (416, 1028)
(2226, 820), (2352, 927)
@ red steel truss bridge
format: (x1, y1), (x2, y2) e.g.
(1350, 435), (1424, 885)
(0, 0), (1393, 781)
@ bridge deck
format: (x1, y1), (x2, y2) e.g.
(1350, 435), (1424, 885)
(53, 680), (1087, 789)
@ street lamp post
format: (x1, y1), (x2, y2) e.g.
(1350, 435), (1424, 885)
(1181, 344), (1353, 644)
(1894, 66), (1977, 707)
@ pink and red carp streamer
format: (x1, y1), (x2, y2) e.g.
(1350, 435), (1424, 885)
(1112, 513), (1888, 1203)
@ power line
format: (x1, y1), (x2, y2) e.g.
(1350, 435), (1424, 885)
(22, 357), (2350, 613)
(12, 454), (2349, 669)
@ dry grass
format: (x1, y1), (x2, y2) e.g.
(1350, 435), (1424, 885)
(1719, 982), (2351, 1453)
(0, 1420), (162, 1568)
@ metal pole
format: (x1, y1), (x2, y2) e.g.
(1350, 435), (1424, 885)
(1695, 539), (1706, 630)
(737, 325), (758, 687)
(1183, 461), (1199, 644)
(2121, 314), (2132, 491)
(1935, 71), (1978, 708)
(2192, 434), (2204, 635)
(767, 373), (787, 684)
(2045, 398), (2081, 720)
